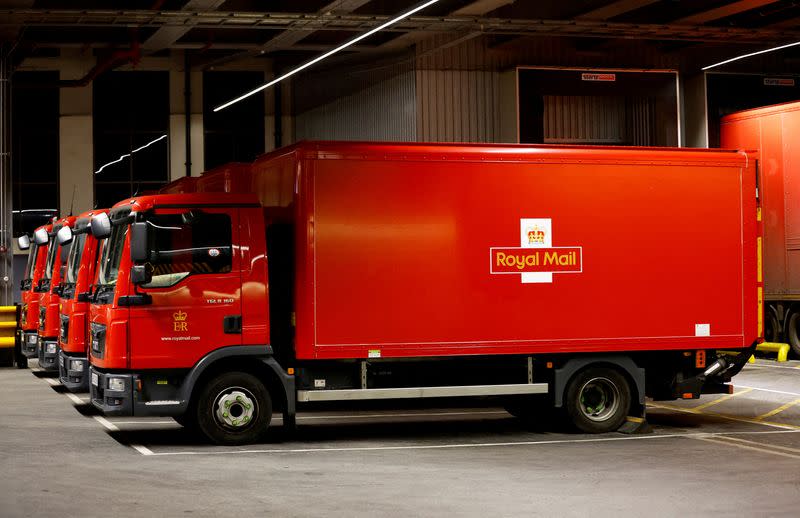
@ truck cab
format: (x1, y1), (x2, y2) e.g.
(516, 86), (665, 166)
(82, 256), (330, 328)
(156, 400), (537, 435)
(37, 216), (76, 371)
(19, 223), (52, 359)
(88, 193), (291, 443)
(57, 210), (107, 391)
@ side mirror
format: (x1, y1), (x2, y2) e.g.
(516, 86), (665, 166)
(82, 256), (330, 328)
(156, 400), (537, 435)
(18, 235), (30, 250)
(130, 264), (152, 285)
(91, 213), (111, 239)
(33, 228), (49, 245)
(56, 225), (73, 246)
(130, 222), (149, 263)
(77, 291), (91, 303)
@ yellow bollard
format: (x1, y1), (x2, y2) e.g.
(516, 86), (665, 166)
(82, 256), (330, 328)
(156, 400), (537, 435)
(757, 342), (791, 362)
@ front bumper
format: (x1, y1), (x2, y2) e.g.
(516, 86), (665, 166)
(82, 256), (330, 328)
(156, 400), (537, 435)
(37, 338), (59, 371)
(89, 368), (134, 416)
(20, 331), (39, 358)
(58, 351), (89, 392)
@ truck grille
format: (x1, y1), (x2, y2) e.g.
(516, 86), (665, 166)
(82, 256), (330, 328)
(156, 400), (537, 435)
(90, 322), (106, 359)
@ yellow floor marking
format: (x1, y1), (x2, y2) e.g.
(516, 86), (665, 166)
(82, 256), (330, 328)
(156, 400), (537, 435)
(714, 435), (800, 455)
(754, 398), (800, 421)
(648, 402), (800, 431)
(693, 436), (800, 460)
(692, 387), (754, 412)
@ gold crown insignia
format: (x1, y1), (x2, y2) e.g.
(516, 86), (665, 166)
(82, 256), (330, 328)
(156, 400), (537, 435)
(527, 226), (545, 244)
(173, 310), (188, 322)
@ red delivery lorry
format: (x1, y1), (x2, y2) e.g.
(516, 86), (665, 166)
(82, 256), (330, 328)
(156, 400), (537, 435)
(721, 101), (800, 356)
(37, 216), (76, 371)
(57, 209), (107, 391)
(87, 142), (761, 445)
(18, 223), (53, 361)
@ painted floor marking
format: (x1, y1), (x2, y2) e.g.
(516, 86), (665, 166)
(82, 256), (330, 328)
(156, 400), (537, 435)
(715, 434), (800, 455)
(745, 362), (800, 371)
(93, 415), (119, 432)
(693, 436), (800, 461)
(754, 398), (800, 421)
(648, 403), (800, 431)
(693, 388), (753, 411)
(43, 377), (58, 386)
(737, 385), (800, 398)
(65, 393), (84, 405)
(130, 429), (800, 457)
(131, 444), (155, 456)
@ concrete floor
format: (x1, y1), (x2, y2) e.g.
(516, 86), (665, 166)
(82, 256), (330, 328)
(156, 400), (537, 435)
(1, 359), (799, 517)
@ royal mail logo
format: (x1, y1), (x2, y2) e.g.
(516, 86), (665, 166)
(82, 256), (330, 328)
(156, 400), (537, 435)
(490, 218), (583, 283)
(173, 310), (188, 332)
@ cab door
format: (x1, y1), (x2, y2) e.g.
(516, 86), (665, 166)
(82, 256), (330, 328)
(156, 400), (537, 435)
(128, 207), (242, 370)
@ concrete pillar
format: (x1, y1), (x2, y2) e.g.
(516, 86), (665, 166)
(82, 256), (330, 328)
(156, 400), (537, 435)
(0, 44), (12, 304)
(59, 49), (94, 214)
(169, 51), (203, 179)
(680, 72), (709, 148)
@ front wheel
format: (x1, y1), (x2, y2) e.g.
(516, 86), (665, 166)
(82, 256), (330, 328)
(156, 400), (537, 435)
(196, 372), (272, 445)
(564, 367), (631, 434)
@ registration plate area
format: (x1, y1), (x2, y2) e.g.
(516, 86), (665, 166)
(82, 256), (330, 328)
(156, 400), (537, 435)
(91, 372), (98, 386)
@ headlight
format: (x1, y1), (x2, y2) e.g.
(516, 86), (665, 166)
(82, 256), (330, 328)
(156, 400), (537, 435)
(46, 342), (57, 354)
(107, 377), (125, 391)
(27, 334), (38, 344)
(70, 360), (84, 372)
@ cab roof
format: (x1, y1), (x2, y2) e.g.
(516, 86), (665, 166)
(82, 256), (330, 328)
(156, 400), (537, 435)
(111, 192), (259, 212)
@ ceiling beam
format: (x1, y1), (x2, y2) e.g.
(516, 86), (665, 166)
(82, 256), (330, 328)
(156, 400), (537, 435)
(575, 0), (659, 20)
(378, 0), (513, 51)
(142, 0), (225, 51)
(672, 0), (779, 25)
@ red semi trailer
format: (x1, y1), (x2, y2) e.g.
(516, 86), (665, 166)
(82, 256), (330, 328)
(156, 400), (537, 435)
(37, 216), (76, 371)
(721, 101), (800, 356)
(87, 142), (760, 445)
(57, 210), (107, 391)
(18, 223), (53, 362)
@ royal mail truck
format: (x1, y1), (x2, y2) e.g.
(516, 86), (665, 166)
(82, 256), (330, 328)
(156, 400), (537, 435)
(87, 142), (760, 445)
(57, 210), (107, 391)
(721, 101), (800, 357)
(17, 223), (53, 362)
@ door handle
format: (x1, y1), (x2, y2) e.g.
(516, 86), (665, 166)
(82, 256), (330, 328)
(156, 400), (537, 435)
(223, 315), (242, 334)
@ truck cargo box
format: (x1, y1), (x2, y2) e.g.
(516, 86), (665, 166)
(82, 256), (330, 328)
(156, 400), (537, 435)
(248, 142), (760, 360)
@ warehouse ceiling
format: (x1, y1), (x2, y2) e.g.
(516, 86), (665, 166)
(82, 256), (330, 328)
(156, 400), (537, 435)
(3, 0), (800, 71)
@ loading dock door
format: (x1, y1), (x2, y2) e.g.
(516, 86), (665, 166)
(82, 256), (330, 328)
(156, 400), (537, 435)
(517, 68), (678, 147)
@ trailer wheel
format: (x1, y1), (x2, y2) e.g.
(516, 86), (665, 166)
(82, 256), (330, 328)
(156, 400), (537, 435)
(195, 372), (272, 445)
(786, 310), (800, 357)
(564, 367), (630, 434)
(764, 308), (780, 344)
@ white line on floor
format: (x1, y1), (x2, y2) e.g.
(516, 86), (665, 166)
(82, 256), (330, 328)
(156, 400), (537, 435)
(692, 436), (800, 460)
(746, 363), (800, 371)
(93, 415), (119, 432)
(43, 377), (58, 385)
(132, 429), (800, 457)
(65, 393), (84, 405)
(110, 420), (176, 425)
(131, 444), (155, 456)
(736, 385), (800, 398)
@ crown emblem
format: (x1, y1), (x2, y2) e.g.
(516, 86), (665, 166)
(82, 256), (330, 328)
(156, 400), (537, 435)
(527, 226), (546, 244)
(173, 310), (187, 322)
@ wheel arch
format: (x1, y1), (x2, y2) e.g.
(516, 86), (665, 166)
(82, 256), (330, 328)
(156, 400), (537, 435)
(553, 355), (644, 410)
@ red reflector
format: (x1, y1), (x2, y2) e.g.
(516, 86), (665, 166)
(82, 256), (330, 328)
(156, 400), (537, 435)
(682, 392), (693, 399)
(136, 379), (142, 392)
(728, 385), (734, 394)
(696, 350), (706, 369)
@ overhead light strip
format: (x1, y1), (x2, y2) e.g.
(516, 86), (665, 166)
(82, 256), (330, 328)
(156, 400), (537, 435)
(94, 134), (168, 175)
(702, 41), (800, 70)
(213, 0), (441, 112)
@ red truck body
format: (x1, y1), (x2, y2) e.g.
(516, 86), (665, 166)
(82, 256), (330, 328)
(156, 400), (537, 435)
(721, 101), (800, 354)
(87, 142), (761, 444)
(37, 216), (76, 371)
(19, 223), (52, 359)
(58, 210), (107, 391)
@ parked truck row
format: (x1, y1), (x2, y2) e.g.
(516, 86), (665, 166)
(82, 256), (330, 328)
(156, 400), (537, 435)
(14, 109), (779, 444)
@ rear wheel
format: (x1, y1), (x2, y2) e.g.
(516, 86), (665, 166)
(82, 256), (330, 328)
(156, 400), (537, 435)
(764, 307), (780, 344)
(196, 371), (272, 445)
(564, 367), (630, 434)
(786, 310), (800, 357)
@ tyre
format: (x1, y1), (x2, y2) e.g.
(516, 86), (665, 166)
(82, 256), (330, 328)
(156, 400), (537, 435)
(564, 367), (631, 434)
(786, 310), (800, 357)
(764, 307), (780, 344)
(195, 371), (272, 445)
